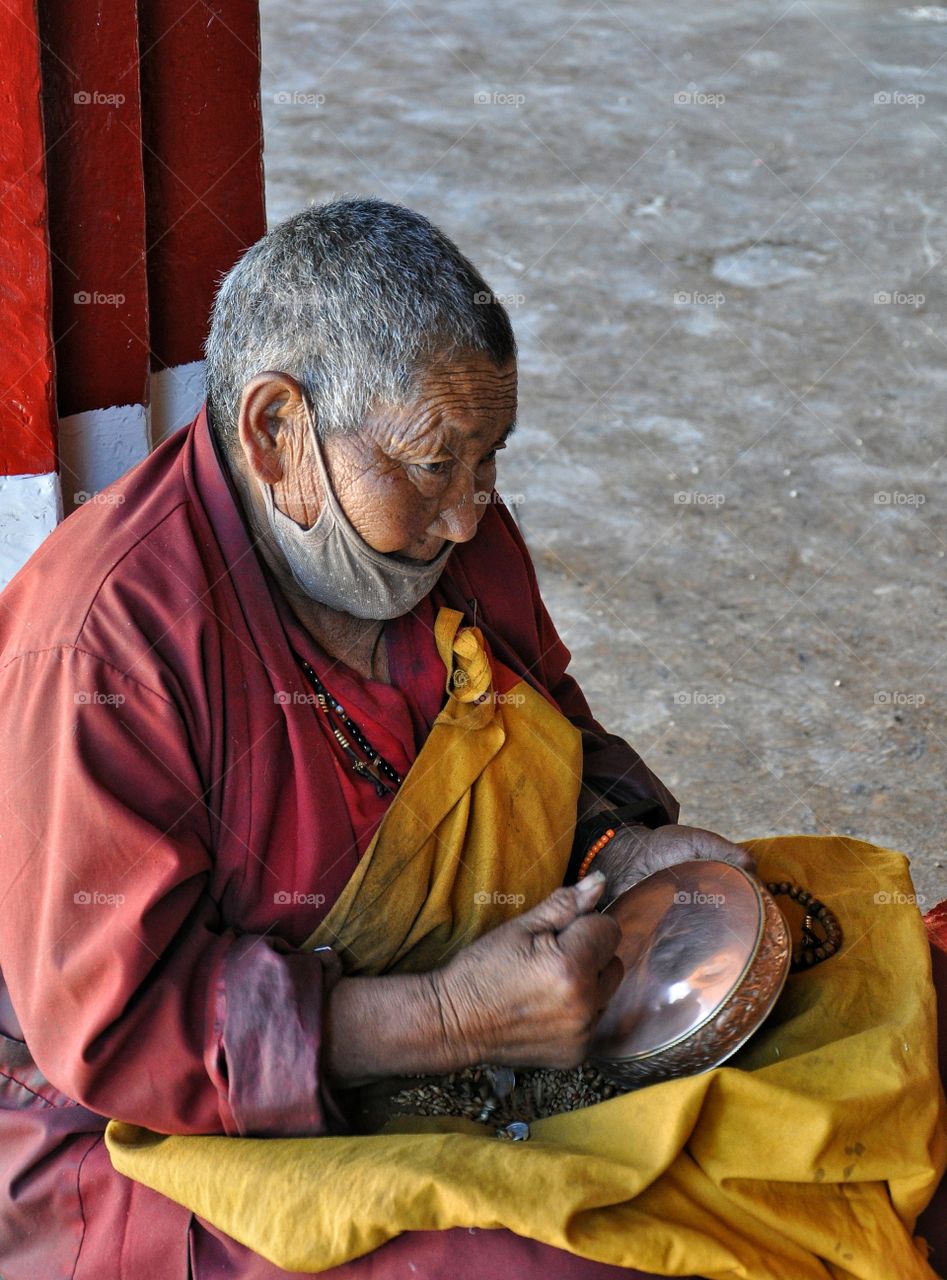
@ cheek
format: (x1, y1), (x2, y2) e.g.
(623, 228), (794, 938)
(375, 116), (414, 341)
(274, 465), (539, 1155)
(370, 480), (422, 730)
(342, 474), (437, 553)
(479, 458), (498, 489)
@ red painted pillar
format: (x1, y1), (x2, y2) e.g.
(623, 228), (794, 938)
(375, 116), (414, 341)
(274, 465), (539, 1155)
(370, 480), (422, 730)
(37, 0), (152, 512)
(0, 1), (266, 585)
(139, 0), (266, 443)
(0, 0), (61, 583)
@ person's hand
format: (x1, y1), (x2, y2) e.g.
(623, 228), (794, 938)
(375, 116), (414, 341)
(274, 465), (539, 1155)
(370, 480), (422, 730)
(430, 873), (624, 1070)
(595, 823), (756, 901)
(324, 874), (622, 1086)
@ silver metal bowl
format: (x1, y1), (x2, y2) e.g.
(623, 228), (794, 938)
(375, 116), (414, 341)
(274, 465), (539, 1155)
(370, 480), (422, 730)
(590, 860), (791, 1089)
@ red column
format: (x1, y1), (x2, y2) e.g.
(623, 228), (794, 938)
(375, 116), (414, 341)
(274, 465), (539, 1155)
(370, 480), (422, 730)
(0, 0), (61, 586)
(139, 0), (266, 442)
(139, 0), (265, 373)
(37, 0), (152, 510)
(37, 0), (151, 419)
(0, 0), (266, 577)
(0, 0), (57, 477)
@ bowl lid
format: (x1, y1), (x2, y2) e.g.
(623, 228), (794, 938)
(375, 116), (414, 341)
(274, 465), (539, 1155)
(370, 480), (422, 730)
(590, 860), (770, 1061)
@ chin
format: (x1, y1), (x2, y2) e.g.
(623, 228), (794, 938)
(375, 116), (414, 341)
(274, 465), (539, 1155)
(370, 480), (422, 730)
(390, 542), (447, 565)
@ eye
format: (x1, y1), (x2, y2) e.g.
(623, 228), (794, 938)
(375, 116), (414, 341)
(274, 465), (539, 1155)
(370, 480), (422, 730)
(413, 459), (451, 476)
(481, 442), (506, 465)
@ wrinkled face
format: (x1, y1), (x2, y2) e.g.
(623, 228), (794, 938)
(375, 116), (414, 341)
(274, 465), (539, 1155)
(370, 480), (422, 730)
(236, 350), (517, 572)
(319, 350), (517, 562)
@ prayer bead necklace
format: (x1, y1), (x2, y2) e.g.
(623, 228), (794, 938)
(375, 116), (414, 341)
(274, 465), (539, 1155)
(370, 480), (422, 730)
(298, 659), (404, 797)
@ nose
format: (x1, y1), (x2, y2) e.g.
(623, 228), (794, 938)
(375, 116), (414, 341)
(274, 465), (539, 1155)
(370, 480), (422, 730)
(430, 477), (480, 543)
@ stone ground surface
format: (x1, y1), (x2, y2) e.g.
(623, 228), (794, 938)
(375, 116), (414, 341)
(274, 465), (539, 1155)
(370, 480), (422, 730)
(259, 0), (946, 906)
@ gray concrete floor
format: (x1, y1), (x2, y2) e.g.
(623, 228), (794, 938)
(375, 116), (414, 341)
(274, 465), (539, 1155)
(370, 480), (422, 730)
(259, 0), (946, 906)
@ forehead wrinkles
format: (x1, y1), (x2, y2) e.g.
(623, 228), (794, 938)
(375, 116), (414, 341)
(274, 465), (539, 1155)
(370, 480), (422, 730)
(420, 360), (516, 407)
(427, 366), (517, 404)
(376, 376), (516, 456)
(433, 366), (515, 418)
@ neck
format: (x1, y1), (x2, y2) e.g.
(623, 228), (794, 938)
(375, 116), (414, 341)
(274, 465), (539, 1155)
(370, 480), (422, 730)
(275, 557), (389, 682)
(228, 453), (389, 680)
(291, 595), (387, 679)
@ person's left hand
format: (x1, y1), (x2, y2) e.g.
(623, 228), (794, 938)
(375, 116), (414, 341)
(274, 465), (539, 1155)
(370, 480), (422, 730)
(594, 823), (757, 902)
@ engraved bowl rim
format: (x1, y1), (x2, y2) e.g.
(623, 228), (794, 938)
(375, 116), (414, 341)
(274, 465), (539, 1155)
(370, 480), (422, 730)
(596, 861), (792, 1066)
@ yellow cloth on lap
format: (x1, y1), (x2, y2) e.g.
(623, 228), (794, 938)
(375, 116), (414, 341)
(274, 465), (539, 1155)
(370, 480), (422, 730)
(106, 610), (947, 1278)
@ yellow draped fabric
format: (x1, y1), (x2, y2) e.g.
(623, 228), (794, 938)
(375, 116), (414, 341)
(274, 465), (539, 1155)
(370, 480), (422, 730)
(106, 609), (946, 1278)
(302, 608), (583, 973)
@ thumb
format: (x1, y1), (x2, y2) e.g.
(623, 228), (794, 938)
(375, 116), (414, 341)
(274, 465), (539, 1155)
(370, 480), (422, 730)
(518, 871), (607, 935)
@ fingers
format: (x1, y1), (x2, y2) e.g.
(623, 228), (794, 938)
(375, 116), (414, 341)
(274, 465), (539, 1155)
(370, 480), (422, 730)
(689, 830), (756, 874)
(517, 875), (621, 970)
(518, 872), (608, 935)
(557, 906), (622, 972)
(573, 872), (608, 911)
(447, 873), (628, 1069)
(717, 844), (757, 874)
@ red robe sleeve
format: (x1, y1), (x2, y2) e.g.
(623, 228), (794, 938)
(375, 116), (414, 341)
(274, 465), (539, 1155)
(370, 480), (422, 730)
(0, 644), (346, 1138)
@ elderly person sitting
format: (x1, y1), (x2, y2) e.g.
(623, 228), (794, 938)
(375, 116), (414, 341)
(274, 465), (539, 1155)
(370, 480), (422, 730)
(0, 199), (942, 1280)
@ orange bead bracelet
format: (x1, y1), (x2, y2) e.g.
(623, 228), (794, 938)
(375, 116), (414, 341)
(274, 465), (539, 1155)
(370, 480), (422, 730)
(577, 827), (617, 880)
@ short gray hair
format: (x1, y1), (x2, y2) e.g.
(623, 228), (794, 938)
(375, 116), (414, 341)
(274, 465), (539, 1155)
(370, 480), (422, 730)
(204, 197), (517, 448)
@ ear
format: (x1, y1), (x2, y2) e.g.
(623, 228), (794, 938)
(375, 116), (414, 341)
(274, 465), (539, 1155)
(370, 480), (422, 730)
(235, 372), (311, 485)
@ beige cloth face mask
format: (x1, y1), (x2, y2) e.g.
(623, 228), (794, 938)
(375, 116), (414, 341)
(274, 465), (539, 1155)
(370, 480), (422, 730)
(260, 399), (454, 620)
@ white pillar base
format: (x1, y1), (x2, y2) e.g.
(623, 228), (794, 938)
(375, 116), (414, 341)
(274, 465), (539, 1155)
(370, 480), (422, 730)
(150, 359), (205, 446)
(58, 402), (151, 513)
(1, 363), (207, 580)
(0, 471), (62, 589)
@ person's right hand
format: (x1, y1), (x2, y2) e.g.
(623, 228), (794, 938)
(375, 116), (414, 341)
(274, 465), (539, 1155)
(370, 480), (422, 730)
(430, 871), (624, 1070)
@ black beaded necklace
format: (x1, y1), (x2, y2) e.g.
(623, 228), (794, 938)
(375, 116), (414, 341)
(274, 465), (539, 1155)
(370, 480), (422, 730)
(298, 658), (403, 798)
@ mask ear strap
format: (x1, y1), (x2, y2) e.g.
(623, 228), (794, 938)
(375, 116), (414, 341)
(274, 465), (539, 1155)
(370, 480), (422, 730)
(299, 394), (344, 517)
(254, 392), (330, 528)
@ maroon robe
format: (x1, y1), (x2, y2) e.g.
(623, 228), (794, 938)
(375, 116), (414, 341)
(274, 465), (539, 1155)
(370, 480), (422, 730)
(0, 408), (683, 1279)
